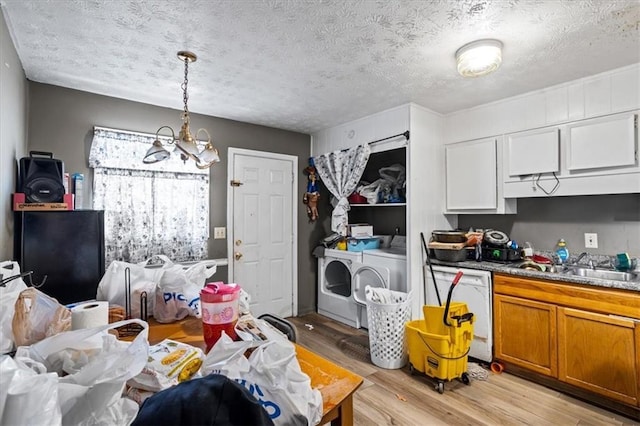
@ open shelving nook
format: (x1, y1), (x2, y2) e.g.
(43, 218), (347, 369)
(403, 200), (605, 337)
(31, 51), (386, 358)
(348, 146), (407, 236)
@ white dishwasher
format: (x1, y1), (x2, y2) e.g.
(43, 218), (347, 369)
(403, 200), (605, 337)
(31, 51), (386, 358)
(425, 265), (493, 363)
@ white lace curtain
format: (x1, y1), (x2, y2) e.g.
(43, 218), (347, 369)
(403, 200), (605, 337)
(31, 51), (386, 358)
(313, 144), (370, 236)
(89, 127), (209, 265)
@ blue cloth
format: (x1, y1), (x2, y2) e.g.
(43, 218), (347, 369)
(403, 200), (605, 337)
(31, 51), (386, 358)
(131, 374), (275, 426)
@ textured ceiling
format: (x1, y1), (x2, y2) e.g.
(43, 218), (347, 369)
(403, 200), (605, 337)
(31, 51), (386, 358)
(1, 0), (639, 134)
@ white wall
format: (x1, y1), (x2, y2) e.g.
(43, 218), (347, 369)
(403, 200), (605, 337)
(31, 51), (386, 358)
(406, 103), (455, 317)
(0, 10), (28, 260)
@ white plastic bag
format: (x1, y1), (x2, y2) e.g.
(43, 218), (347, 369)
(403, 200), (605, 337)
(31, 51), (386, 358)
(0, 261), (28, 353)
(202, 332), (322, 426)
(0, 355), (61, 425)
(15, 319), (149, 426)
(96, 260), (163, 318)
(151, 255), (217, 323)
(357, 179), (389, 204)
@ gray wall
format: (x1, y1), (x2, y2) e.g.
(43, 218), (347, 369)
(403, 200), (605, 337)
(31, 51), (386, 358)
(0, 10), (28, 260)
(25, 82), (320, 315)
(458, 194), (640, 257)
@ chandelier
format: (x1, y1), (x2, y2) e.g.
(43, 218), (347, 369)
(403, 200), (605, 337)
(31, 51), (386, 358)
(143, 51), (220, 169)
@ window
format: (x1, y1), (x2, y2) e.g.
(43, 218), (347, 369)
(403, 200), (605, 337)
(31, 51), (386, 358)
(89, 127), (209, 265)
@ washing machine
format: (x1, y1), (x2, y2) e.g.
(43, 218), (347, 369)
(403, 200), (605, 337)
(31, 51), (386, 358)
(352, 239), (407, 329)
(317, 248), (362, 328)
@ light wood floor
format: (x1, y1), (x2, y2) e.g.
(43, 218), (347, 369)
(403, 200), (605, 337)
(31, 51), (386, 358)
(288, 313), (639, 426)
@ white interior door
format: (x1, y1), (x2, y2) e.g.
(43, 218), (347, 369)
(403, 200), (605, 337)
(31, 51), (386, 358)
(227, 148), (297, 318)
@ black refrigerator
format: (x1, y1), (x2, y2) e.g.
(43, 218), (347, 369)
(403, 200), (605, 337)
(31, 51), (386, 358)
(14, 210), (105, 305)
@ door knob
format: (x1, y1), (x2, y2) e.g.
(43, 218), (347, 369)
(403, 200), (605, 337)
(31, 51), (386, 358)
(234, 252), (243, 260)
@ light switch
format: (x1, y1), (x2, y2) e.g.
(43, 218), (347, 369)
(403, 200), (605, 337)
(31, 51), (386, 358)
(214, 227), (226, 239)
(584, 233), (598, 249)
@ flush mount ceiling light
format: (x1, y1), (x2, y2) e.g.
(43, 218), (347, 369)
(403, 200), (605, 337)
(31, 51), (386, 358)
(144, 51), (220, 169)
(455, 39), (503, 78)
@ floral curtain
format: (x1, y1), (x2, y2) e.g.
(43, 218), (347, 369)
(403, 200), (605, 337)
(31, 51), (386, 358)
(313, 144), (370, 235)
(89, 127), (209, 265)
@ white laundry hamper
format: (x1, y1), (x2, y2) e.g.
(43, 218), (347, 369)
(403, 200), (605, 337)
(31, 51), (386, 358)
(365, 286), (412, 369)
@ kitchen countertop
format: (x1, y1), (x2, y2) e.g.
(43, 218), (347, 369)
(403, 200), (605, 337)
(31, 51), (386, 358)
(428, 259), (640, 293)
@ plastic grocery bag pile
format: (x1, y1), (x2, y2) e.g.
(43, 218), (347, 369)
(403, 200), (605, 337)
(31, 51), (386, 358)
(127, 316), (322, 426)
(0, 312), (321, 426)
(1, 259), (321, 425)
(1, 319), (149, 425)
(200, 320), (323, 426)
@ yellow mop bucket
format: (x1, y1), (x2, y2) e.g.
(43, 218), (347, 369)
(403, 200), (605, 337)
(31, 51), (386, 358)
(414, 241), (475, 393)
(406, 302), (474, 387)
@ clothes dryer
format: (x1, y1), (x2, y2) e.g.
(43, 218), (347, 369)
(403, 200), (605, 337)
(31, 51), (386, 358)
(352, 245), (407, 329)
(317, 248), (362, 328)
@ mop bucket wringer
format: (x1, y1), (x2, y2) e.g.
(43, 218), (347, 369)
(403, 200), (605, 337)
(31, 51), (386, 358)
(406, 270), (474, 393)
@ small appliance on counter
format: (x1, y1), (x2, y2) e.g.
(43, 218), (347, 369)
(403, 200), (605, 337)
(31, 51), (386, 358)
(480, 229), (522, 263)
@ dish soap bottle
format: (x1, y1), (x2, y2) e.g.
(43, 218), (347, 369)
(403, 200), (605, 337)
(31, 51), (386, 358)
(555, 239), (569, 264)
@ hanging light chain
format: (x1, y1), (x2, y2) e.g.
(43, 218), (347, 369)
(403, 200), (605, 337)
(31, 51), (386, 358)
(181, 56), (190, 122)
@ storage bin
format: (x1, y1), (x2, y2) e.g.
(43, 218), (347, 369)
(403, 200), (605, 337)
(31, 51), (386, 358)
(347, 237), (380, 252)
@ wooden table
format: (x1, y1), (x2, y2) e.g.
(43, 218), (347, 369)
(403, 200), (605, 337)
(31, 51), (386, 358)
(141, 318), (363, 426)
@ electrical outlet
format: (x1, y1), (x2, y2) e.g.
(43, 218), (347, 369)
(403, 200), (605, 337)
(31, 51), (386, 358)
(214, 227), (226, 239)
(584, 233), (598, 249)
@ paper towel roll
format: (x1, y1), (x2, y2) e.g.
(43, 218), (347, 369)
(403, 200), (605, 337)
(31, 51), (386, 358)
(71, 301), (109, 330)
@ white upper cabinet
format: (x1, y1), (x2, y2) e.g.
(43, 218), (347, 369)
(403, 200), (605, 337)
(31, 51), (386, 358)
(506, 127), (560, 177)
(444, 137), (516, 214)
(446, 138), (496, 211)
(445, 64), (640, 200)
(503, 112), (639, 198)
(566, 113), (636, 171)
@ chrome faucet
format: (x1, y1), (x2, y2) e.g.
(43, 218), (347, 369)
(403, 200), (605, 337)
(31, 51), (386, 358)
(573, 252), (589, 266)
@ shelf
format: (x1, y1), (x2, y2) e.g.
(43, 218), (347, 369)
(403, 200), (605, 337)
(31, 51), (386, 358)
(349, 203), (406, 207)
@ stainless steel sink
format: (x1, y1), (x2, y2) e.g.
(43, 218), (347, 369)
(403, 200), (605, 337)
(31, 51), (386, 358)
(563, 267), (638, 282)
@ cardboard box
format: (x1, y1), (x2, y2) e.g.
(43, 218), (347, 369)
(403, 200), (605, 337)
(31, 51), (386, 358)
(13, 193), (74, 211)
(348, 223), (373, 237)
